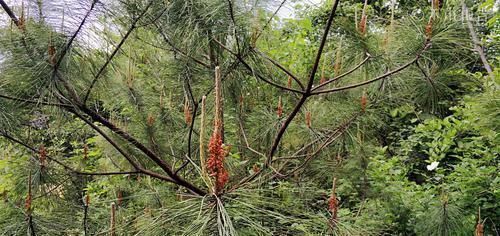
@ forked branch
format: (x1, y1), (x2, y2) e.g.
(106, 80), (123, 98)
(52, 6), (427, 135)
(84, 1), (154, 103)
(312, 55), (371, 91)
(234, 0), (342, 188)
(312, 41), (431, 95)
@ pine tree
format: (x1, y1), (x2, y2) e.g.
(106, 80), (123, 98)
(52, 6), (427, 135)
(0, 0), (496, 234)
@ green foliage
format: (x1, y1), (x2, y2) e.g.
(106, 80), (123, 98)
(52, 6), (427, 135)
(0, 0), (497, 235)
(366, 80), (499, 234)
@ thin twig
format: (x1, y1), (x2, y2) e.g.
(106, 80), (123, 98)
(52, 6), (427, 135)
(156, 24), (211, 68)
(312, 55), (371, 91)
(213, 38), (305, 93)
(75, 105), (206, 195)
(0, 94), (72, 108)
(464, 4), (493, 78)
(0, 0), (19, 26)
(255, 49), (304, 90)
(277, 114), (358, 178)
(254, 0), (288, 41)
(53, 0), (98, 72)
(226, 0), (241, 54)
(84, 1), (154, 103)
(305, 0), (341, 93)
(312, 41), (431, 95)
(233, 0), (342, 189)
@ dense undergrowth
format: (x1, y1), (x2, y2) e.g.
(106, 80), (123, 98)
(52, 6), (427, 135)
(0, 0), (498, 235)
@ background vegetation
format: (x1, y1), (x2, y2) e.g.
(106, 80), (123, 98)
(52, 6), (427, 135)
(0, 0), (498, 235)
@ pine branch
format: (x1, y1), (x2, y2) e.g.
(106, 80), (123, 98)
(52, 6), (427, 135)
(233, 0), (342, 188)
(254, 49), (304, 90)
(0, 94), (72, 108)
(254, 0), (288, 42)
(0, 131), (141, 177)
(269, 0), (342, 166)
(226, 0), (241, 55)
(305, 0), (341, 92)
(53, 0), (98, 73)
(312, 55), (371, 91)
(276, 112), (360, 178)
(76, 105), (206, 195)
(84, 0), (154, 103)
(175, 77), (199, 175)
(415, 59), (437, 92)
(213, 38), (305, 93)
(463, 4), (494, 78)
(0, 0), (19, 26)
(311, 40), (431, 95)
(0, 0), (35, 57)
(2, 102), (184, 186)
(155, 24), (211, 68)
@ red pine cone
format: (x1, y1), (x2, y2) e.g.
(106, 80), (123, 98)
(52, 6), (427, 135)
(83, 144), (88, 160)
(361, 92), (367, 112)
(320, 76), (327, 85)
(425, 19), (433, 39)
(305, 111), (312, 128)
(19, 3), (26, 31)
(328, 195), (338, 214)
(147, 114), (155, 126)
(84, 194), (90, 206)
(117, 191), (123, 206)
(48, 45), (56, 66)
(184, 100), (192, 124)
(277, 97), (283, 118)
(206, 133), (229, 194)
(25, 194), (32, 211)
(39, 145), (47, 168)
(252, 164), (260, 173)
(475, 222), (484, 236)
(359, 15), (367, 35)
(239, 95), (244, 113)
